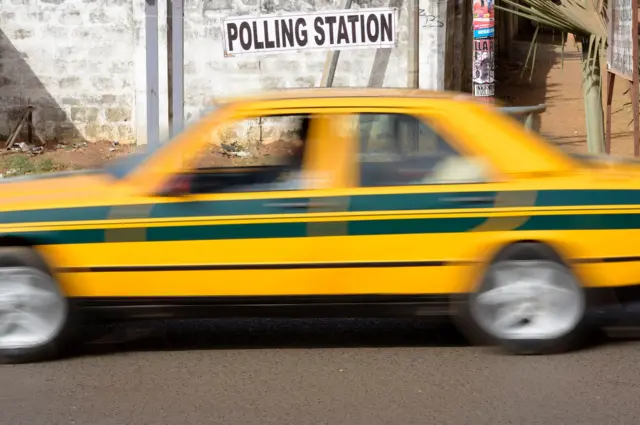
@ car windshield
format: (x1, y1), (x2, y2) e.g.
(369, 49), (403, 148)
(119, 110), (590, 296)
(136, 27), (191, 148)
(103, 142), (165, 180)
(102, 140), (167, 179)
(103, 106), (219, 179)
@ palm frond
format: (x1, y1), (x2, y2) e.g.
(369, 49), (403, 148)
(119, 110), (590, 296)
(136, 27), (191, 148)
(496, 0), (608, 66)
(497, 0), (609, 154)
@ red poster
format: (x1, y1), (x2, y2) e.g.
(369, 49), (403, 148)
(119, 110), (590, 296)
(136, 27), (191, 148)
(473, 0), (495, 38)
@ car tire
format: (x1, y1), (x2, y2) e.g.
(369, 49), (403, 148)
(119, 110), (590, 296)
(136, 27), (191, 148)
(0, 247), (74, 364)
(454, 242), (592, 355)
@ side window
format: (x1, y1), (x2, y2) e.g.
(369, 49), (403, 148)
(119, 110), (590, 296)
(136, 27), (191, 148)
(358, 113), (487, 187)
(186, 114), (310, 194)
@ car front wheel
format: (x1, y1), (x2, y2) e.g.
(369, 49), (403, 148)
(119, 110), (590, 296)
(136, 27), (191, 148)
(0, 247), (72, 364)
(466, 255), (588, 355)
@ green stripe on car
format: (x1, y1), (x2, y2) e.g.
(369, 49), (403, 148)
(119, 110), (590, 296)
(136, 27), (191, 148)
(1, 212), (638, 246)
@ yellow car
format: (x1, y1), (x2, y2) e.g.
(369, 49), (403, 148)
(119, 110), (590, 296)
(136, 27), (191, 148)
(1, 88), (638, 363)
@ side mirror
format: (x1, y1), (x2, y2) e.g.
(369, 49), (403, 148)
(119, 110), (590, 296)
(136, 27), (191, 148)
(157, 174), (192, 197)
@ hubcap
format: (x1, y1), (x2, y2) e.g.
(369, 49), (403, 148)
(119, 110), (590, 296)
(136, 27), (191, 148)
(0, 267), (66, 350)
(471, 260), (584, 340)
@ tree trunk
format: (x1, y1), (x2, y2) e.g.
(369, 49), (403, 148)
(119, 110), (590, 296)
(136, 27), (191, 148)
(580, 37), (605, 154)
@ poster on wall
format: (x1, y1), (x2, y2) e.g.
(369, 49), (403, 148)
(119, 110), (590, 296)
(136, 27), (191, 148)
(222, 8), (399, 56)
(473, 0), (494, 39)
(473, 37), (495, 98)
(607, 0), (634, 80)
(474, 83), (495, 97)
(473, 38), (495, 83)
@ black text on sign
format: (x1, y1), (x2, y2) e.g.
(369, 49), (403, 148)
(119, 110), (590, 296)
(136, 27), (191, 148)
(223, 9), (398, 56)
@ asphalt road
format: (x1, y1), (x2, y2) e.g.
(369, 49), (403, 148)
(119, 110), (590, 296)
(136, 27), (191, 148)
(3, 319), (640, 425)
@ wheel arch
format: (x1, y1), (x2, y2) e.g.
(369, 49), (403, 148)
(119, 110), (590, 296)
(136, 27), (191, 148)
(485, 239), (569, 265)
(461, 237), (584, 294)
(0, 235), (58, 274)
(0, 235), (36, 248)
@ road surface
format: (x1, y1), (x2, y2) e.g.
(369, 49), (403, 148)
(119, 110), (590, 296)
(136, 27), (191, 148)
(3, 319), (640, 425)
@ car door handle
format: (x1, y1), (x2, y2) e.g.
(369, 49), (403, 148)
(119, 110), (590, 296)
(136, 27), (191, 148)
(264, 201), (337, 209)
(440, 196), (495, 205)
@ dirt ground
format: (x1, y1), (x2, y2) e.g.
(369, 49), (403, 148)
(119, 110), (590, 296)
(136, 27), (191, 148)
(498, 32), (635, 156)
(0, 134), (300, 177)
(1, 32), (636, 177)
(0, 140), (137, 177)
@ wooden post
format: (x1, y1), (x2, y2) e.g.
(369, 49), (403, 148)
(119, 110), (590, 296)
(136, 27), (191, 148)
(606, 72), (615, 154)
(472, 0), (495, 102)
(27, 108), (33, 146)
(319, 0), (353, 87)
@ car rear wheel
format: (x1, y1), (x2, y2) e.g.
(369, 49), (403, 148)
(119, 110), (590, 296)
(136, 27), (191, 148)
(459, 244), (590, 355)
(0, 247), (72, 364)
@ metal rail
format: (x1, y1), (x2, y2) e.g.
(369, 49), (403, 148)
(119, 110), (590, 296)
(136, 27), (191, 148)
(499, 104), (547, 132)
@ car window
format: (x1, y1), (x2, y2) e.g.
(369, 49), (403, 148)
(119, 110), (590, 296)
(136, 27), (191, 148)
(105, 107), (219, 180)
(180, 114), (312, 194)
(357, 113), (488, 187)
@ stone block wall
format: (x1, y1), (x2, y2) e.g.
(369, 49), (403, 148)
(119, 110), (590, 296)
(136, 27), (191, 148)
(0, 0), (450, 145)
(0, 0), (136, 143)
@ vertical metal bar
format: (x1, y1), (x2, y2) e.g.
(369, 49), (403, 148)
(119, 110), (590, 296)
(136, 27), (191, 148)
(632, 0), (639, 157)
(404, 0), (419, 151)
(171, 0), (184, 137)
(167, 0), (173, 136)
(145, 0), (160, 148)
(407, 0), (419, 88)
(319, 0), (352, 87)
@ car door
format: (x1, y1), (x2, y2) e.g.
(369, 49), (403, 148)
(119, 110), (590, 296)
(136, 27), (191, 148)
(329, 109), (511, 296)
(62, 109), (352, 299)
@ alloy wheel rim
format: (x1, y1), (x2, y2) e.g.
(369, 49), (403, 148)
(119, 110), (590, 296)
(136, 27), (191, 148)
(0, 267), (66, 350)
(471, 260), (584, 341)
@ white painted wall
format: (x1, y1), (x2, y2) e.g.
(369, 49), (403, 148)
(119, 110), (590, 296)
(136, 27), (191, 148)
(418, 0), (447, 90)
(0, 0), (449, 145)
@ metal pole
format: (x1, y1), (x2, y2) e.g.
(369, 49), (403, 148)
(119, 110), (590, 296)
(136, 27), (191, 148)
(632, 0), (639, 157)
(406, 0), (419, 151)
(407, 0), (419, 88)
(167, 0), (173, 135)
(169, 0), (184, 137)
(145, 0), (160, 148)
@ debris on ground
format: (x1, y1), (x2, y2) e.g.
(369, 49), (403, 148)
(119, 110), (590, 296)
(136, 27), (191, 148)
(0, 138), (300, 178)
(0, 139), (136, 178)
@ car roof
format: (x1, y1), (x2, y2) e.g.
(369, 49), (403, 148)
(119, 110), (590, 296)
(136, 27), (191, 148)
(212, 88), (502, 106)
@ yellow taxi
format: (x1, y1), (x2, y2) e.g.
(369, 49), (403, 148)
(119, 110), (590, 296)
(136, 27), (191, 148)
(1, 88), (639, 363)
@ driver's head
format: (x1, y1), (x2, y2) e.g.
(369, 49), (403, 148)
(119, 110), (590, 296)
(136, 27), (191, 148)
(290, 116), (310, 166)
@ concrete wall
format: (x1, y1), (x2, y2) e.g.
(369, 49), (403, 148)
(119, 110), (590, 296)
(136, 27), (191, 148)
(0, 0), (450, 145)
(0, 0), (137, 143)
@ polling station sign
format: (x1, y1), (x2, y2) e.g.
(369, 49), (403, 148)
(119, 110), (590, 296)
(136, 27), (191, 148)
(222, 8), (398, 56)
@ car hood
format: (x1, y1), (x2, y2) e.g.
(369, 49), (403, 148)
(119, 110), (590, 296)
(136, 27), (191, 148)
(0, 169), (116, 212)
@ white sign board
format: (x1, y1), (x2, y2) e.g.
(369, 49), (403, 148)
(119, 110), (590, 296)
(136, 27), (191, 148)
(607, 0), (634, 80)
(222, 8), (398, 56)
